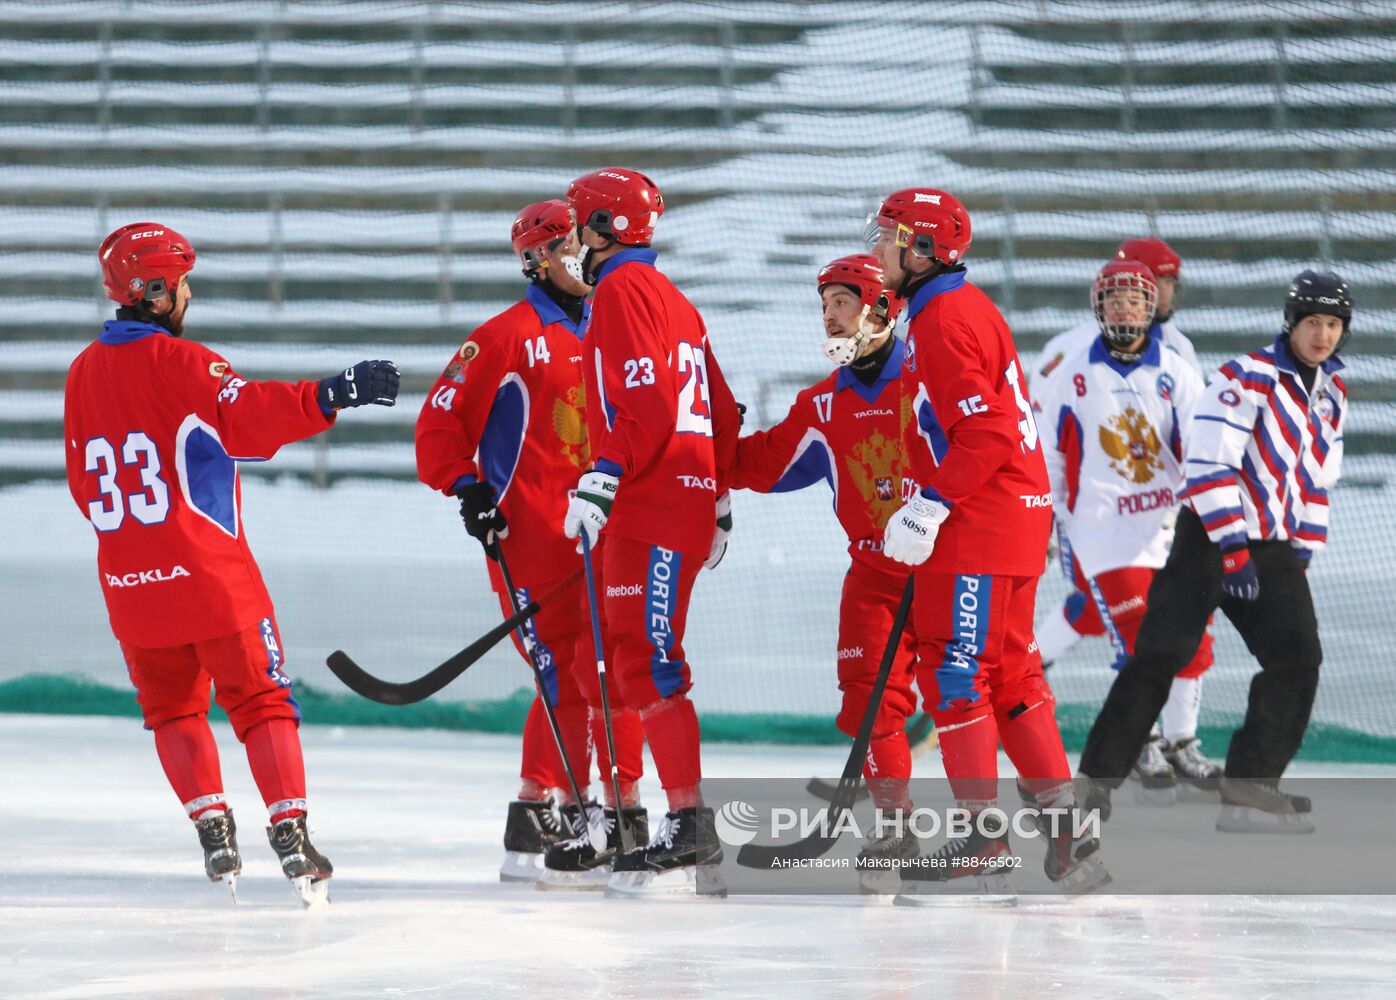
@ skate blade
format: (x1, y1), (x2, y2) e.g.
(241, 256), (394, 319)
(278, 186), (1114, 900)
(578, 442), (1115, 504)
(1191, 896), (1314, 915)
(499, 850), (546, 883)
(1177, 782), (1221, 803)
(291, 875), (330, 908)
(1049, 856), (1114, 897)
(893, 872), (1016, 907)
(605, 865), (727, 899)
(1215, 804), (1315, 835)
(1130, 781), (1178, 806)
(535, 865), (612, 891)
(223, 872), (240, 905)
(857, 870), (901, 896)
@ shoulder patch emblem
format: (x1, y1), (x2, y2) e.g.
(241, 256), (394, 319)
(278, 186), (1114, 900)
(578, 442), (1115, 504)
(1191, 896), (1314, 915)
(459, 341), (480, 363)
(209, 361), (229, 377)
(1156, 372), (1175, 400)
(1218, 388), (1241, 407)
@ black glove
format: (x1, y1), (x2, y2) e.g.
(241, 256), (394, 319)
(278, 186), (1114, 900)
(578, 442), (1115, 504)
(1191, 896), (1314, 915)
(736, 401), (747, 427)
(457, 480), (507, 559)
(318, 360), (400, 410)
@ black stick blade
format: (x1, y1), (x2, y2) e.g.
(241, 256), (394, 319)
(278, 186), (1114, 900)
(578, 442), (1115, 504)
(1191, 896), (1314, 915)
(325, 600), (538, 705)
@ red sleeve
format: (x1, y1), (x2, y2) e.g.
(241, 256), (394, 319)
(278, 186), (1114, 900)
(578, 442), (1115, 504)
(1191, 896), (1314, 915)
(194, 348), (335, 459)
(589, 276), (678, 476)
(729, 391), (815, 492)
(912, 314), (1019, 504)
(705, 338), (741, 494)
(415, 319), (519, 495)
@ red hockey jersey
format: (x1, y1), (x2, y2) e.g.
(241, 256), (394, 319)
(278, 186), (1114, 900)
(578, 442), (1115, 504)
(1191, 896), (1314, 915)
(730, 338), (914, 573)
(899, 271), (1051, 575)
(583, 249), (740, 557)
(415, 283), (590, 585)
(63, 320), (335, 648)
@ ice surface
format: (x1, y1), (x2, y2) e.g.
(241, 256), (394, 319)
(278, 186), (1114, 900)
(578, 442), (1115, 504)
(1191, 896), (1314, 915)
(1, 715), (1393, 1000)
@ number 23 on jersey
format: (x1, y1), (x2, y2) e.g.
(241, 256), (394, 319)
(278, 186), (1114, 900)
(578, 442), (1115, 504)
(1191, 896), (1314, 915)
(621, 343), (713, 437)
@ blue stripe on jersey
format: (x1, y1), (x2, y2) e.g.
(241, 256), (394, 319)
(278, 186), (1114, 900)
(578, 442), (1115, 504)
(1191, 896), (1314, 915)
(478, 376), (528, 499)
(646, 546), (685, 699)
(771, 433), (836, 496)
(915, 390), (950, 465)
(936, 574), (990, 711)
(181, 421), (238, 537)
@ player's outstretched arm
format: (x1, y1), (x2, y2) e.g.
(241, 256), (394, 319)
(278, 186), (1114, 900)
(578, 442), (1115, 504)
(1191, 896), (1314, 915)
(203, 348), (399, 460)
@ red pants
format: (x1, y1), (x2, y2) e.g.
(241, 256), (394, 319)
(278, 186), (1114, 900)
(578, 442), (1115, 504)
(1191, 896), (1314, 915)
(601, 536), (704, 803)
(913, 571), (1069, 804)
(601, 537), (702, 710)
(836, 560), (918, 743)
(489, 559), (641, 792)
(1087, 566), (1213, 679)
(1065, 553), (1106, 637)
(119, 613), (299, 741)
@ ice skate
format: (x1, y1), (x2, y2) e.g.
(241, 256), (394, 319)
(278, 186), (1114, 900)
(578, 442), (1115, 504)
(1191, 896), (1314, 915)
(499, 797), (564, 883)
(1042, 808), (1112, 897)
(538, 803), (648, 891)
(267, 814), (333, 908)
(854, 817), (920, 895)
(1163, 737), (1222, 796)
(195, 811), (242, 902)
(605, 807), (726, 898)
(893, 826), (1016, 907)
(1130, 729), (1178, 805)
(1216, 777), (1314, 834)
(1074, 773), (1114, 823)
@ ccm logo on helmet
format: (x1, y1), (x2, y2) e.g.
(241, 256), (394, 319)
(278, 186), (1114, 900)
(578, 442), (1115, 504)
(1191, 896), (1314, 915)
(130, 229), (166, 240)
(599, 171), (630, 181)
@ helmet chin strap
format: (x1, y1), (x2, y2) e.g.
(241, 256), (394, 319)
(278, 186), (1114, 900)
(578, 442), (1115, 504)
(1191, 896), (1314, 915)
(821, 306), (881, 367)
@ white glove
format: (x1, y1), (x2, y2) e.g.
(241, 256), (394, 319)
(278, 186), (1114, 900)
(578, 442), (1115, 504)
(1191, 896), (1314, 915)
(705, 492), (733, 570)
(881, 493), (951, 566)
(563, 469), (619, 550)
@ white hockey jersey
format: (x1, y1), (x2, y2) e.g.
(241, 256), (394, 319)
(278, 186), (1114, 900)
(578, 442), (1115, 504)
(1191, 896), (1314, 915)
(1033, 317), (1198, 386)
(1036, 331), (1205, 578)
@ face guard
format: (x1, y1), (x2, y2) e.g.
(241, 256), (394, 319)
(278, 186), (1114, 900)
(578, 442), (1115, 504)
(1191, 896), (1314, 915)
(817, 254), (901, 367)
(1092, 260), (1159, 359)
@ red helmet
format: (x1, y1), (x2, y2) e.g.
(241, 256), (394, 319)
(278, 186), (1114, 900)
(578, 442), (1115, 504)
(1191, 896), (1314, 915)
(510, 200), (576, 273)
(99, 222), (196, 305)
(817, 253), (902, 325)
(1115, 237), (1180, 281)
(566, 167), (664, 245)
(1092, 259), (1158, 350)
(864, 188), (972, 266)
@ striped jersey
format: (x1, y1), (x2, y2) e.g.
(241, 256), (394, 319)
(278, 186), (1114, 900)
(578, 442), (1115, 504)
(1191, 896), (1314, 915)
(1179, 334), (1346, 557)
(1035, 332), (1204, 578)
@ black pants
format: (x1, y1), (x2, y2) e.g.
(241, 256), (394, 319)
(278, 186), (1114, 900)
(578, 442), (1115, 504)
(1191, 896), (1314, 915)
(1079, 507), (1322, 783)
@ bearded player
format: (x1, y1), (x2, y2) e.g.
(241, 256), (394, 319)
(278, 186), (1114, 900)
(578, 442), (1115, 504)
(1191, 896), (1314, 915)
(64, 223), (400, 905)
(869, 189), (1110, 901)
(728, 254), (922, 883)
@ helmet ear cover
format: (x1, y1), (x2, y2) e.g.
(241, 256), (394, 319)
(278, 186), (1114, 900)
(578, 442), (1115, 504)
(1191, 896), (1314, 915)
(584, 208), (615, 238)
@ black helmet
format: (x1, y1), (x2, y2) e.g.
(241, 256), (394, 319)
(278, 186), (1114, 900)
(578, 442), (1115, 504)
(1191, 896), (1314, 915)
(1284, 270), (1352, 351)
